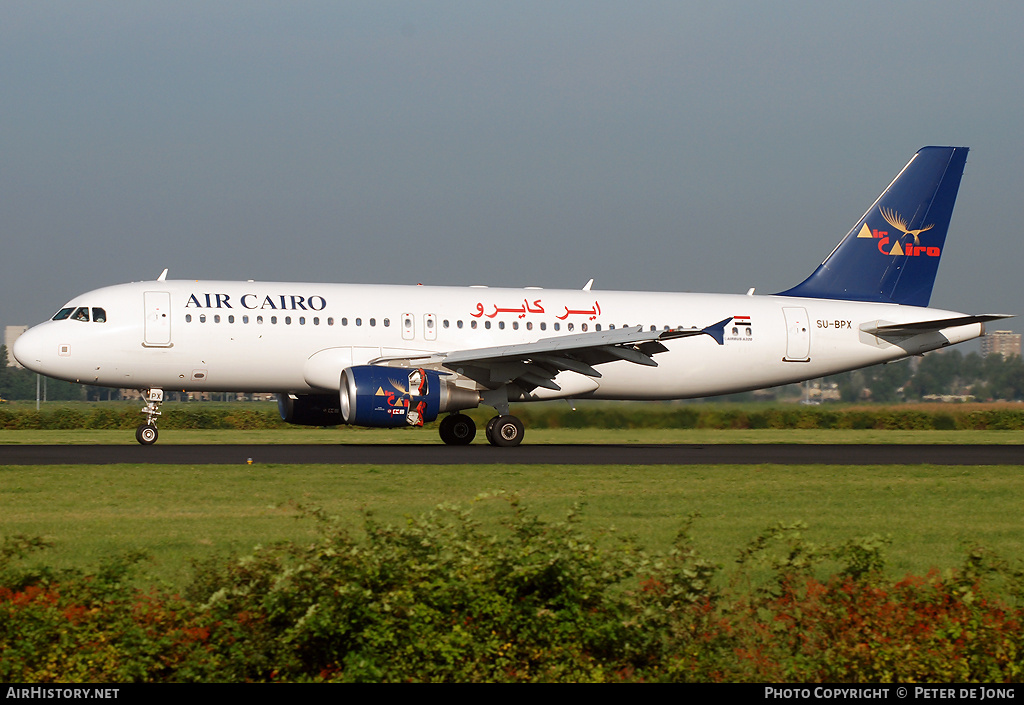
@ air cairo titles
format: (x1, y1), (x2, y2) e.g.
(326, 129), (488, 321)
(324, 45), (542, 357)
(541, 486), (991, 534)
(184, 293), (327, 311)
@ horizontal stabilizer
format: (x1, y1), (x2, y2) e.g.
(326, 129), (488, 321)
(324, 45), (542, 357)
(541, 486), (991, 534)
(861, 314), (1014, 337)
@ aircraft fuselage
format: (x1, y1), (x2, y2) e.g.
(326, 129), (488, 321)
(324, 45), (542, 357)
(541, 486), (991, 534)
(13, 279), (981, 400)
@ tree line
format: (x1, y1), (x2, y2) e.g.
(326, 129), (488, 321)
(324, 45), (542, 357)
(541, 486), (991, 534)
(823, 350), (1024, 403)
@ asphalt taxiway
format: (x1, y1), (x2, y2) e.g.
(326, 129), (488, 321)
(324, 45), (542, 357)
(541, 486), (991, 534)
(0, 443), (1020, 465)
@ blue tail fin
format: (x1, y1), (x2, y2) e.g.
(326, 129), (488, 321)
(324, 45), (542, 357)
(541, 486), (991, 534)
(777, 146), (968, 307)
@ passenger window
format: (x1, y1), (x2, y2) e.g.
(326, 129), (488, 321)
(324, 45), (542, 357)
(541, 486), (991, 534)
(91, 308), (106, 323)
(185, 314), (192, 323)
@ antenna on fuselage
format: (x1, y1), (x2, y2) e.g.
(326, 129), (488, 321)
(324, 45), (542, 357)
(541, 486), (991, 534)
(157, 269), (168, 282)
(582, 278), (594, 291)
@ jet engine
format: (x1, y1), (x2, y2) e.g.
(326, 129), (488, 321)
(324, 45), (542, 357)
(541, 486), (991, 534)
(277, 393), (343, 426)
(339, 366), (480, 427)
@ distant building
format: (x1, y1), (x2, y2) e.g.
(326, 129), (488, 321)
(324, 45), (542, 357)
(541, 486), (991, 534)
(981, 330), (1022, 359)
(4, 326), (28, 368)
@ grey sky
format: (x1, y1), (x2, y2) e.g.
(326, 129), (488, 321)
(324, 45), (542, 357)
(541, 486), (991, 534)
(2, 1), (1021, 336)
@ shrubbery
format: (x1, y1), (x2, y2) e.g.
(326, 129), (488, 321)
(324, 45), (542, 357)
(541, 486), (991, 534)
(2, 501), (1023, 682)
(3, 403), (1024, 431)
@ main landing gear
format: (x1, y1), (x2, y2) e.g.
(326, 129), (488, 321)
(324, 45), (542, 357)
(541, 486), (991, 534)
(485, 414), (524, 447)
(438, 412), (525, 447)
(135, 388), (163, 445)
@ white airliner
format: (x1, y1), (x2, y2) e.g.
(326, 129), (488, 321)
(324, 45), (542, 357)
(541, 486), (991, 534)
(12, 147), (1012, 446)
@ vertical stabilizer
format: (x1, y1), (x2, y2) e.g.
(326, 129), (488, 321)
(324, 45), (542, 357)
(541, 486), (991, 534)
(777, 146), (968, 307)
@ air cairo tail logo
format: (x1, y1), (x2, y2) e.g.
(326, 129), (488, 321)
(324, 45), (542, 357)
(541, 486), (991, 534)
(856, 207), (940, 257)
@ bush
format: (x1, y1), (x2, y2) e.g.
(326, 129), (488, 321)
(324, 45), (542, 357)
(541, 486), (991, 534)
(3, 503), (1024, 682)
(3, 402), (1024, 431)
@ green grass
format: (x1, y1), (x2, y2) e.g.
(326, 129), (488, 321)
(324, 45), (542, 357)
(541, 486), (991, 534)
(2, 427), (1024, 444)
(2, 462), (1022, 589)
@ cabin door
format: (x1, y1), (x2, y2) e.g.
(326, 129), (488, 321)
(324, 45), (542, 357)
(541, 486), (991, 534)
(782, 307), (810, 362)
(143, 291), (173, 347)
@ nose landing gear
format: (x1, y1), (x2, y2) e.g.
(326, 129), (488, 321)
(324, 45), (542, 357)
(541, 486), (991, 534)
(135, 388), (163, 445)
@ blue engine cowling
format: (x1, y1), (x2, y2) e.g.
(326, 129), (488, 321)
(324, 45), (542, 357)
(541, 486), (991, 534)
(339, 366), (479, 427)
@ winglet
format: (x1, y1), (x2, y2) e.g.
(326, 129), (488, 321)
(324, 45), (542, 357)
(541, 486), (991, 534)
(701, 318), (732, 346)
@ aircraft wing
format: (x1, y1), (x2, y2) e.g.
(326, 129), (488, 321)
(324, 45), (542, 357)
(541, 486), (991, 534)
(861, 314), (1014, 338)
(370, 321), (728, 392)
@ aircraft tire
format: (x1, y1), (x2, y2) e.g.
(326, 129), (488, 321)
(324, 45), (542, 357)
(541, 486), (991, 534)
(487, 415), (524, 447)
(439, 413), (476, 445)
(135, 424), (158, 445)
(485, 416), (500, 446)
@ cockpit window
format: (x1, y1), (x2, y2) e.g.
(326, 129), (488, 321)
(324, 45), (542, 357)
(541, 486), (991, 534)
(52, 306), (107, 322)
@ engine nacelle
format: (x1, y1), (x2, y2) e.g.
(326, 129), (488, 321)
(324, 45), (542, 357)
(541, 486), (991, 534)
(277, 393), (342, 426)
(339, 366), (479, 427)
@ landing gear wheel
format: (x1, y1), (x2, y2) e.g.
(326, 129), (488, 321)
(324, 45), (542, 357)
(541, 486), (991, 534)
(135, 424), (158, 445)
(485, 414), (524, 447)
(485, 415), (500, 443)
(439, 413), (476, 445)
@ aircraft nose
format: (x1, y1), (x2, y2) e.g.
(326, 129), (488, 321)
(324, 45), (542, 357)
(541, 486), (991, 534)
(11, 325), (47, 372)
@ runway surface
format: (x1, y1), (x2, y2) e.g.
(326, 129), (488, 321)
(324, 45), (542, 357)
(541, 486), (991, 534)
(1, 443), (1021, 465)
